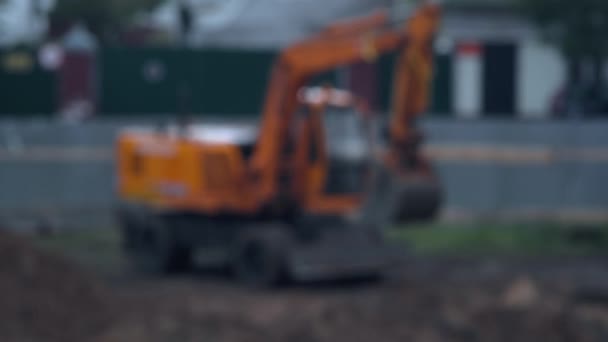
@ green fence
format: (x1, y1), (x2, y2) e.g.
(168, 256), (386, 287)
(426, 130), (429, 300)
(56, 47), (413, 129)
(101, 48), (451, 117)
(0, 47), (451, 117)
(100, 48), (278, 116)
(0, 49), (56, 116)
(100, 48), (349, 116)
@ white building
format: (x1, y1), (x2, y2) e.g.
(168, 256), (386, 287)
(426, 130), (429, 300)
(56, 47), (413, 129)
(144, 0), (567, 117)
(440, 4), (567, 118)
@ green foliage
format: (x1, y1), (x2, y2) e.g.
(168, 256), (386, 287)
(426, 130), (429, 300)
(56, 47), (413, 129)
(35, 228), (125, 274)
(515, 0), (608, 59)
(51, 0), (163, 42)
(391, 222), (608, 256)
(514, 0), (608, 114)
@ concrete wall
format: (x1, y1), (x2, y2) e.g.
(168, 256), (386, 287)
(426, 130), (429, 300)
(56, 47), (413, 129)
(421, 120), (608, 220)
(0, 118), (607, 225)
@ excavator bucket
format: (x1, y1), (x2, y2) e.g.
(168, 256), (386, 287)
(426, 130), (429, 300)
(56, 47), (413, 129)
(358, 162), (442, 228)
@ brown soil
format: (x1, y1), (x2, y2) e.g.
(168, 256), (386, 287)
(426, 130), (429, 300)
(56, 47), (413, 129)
(99, 270), (608, 342)
(2, 230), (608, 342)
(0, 231), (114, 342)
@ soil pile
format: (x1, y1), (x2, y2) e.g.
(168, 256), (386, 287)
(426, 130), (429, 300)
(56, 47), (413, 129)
(1, 229), (607, 342)
(100, 274), (608, 342)
(0, 231), (114, 342)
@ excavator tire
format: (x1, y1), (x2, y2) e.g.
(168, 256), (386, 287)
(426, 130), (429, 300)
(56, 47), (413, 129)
(121, 210), (192, 275)
(231, 225), (291, 288)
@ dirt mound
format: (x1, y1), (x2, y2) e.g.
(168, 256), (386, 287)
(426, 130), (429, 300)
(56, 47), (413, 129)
(1, 229), (607, 342)
(0, 231), (114, 342)
(99, 274), (608, 342)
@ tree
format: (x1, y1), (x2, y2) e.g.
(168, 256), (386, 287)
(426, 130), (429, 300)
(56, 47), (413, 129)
(515, 0), (608, 115)
(51, 0), (163, 44)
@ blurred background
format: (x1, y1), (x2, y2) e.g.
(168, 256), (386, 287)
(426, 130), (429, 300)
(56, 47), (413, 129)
(1, 0), (607, 228)
(1, 1), (608, 341)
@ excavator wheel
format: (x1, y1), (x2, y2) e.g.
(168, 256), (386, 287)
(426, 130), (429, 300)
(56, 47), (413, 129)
(123, 213), (193, 275)
(231, 226), (291, 288)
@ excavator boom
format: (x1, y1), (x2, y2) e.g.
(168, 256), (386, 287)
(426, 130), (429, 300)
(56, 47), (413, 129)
(251, 3), (442, 207)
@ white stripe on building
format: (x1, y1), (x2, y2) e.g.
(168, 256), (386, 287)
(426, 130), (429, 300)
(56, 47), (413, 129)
(453, 42), (483, 118)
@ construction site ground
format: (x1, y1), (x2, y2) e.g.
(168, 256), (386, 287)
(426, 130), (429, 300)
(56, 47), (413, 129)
(2, 224), (608, 342)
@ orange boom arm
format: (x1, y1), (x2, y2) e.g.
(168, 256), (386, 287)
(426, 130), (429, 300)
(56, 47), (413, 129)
(250, 3), (442, 206)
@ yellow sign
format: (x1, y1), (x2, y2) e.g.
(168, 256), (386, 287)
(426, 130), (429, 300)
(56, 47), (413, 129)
(3, 52), (35, 74)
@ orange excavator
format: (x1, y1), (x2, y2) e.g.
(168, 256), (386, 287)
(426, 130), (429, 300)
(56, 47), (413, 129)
(116, 2), (441, 286)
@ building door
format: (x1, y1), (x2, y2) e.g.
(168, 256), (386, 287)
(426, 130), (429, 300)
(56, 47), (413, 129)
(431, 53), (452, 115)
(483, 43), (517, 116)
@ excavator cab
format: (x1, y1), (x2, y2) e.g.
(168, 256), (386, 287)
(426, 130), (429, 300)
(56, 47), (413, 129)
(290, 86), (374, 215)
(322, 105), (371, 195)
(294, 85), (441, 225)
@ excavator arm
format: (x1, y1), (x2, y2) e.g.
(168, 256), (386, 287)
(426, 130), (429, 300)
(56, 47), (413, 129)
(389, 4), (440, 171)
(250, 2), (442, 207)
